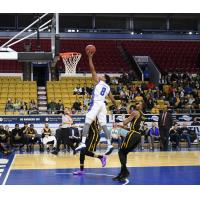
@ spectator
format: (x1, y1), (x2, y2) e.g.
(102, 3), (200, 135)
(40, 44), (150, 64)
(83, 94), (90, 107)
(11, 124), (25, 152)
(144, 95), (155, 111)
(71, 107), (78, 114)
(55, 124), (62, 141)
(73, 84), (82, 95)
(191, 117), (200, 126)
(20, 101), (28, 114)
(158, 107), (173, 151)
(55, 124), (69, 152)
(141, 123), (151, 150)
(80, 105), (87, 114)
(13, 99), (21, 111)
(86, 85), (93, 95)
(72, 99), (81, 111)
(110, 123), (122, 146)
(81, 83), (87, 95)
(47, 100), (57, 114)
(29, 99), (38, 114)
(116, 83), (123, 94)
(4, 125), (11, 139)
(69, 125), (81, 150)
(5, 98), (14, 111)
(170, 72), (178, 82)
(135, 94), (143, 102)
(119, 102), (128, 114)
(147, 82), (155, 90)
(0, 125), (12, 155)
(151, 105), (160, 114)
(56, 100), (64, 114)
(169, 123), (181, 150)
(180, 123), (193, 148)
(41, 123), (56, 152)
(25, 124), (43, 152)
(21, 122), (29, 136)
(149, 122), (160, 150)
(52, 107), (76, 155)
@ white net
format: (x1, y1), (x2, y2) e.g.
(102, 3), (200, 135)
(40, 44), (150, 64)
(60, 52), (82, 74)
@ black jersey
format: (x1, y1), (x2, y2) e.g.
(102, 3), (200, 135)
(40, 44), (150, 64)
(129, 110), (144, 132)
(42, 128), (51, 138)
(27, 129), (36, 136)
(43, 128), (51, 134)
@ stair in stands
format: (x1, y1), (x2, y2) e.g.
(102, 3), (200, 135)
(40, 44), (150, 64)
(37, 87), (48, 114)
(117, 41), (138, 79)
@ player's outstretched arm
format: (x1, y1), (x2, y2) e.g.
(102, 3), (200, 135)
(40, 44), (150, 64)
(108, 91), (117, 108)
(87, 51), (99, 83)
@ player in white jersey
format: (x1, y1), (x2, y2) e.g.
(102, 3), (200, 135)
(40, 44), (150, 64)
(75, 50), (117, 155)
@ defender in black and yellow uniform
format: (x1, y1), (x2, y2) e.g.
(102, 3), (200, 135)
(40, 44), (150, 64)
(73, 119), (107, 175)
(113, 102), (145, 182)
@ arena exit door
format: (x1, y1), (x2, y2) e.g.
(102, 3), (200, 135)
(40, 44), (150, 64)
(32, 62), (50, 86)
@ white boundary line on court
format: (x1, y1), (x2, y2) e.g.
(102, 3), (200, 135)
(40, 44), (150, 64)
(54, 172), (115, 177)
(2, 154), (16, 185)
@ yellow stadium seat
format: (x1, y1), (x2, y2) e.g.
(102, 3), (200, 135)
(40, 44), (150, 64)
(29, 88), (37, 93)
(15, 93), (23, 98)
(8, 93), (15, 98)
(54, 84), (60, 89)
(54, 88), (61, 93)
(62, 93), (69, 98)
(22, 87), (30, 92)
(55, 93), (62, 98)
(1, 88), (8, 92)
(1, 93), (8, 98)
(48, 94), (55, 99)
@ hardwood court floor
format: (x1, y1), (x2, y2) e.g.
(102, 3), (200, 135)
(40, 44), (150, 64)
(1, 151), (200, 185)
(12, 151), (200, 170)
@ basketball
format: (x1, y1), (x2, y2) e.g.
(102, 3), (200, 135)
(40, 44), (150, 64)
(85, 44), (96, 54)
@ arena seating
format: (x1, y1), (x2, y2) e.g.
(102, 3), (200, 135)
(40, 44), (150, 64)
(58, 40), (129, 73)
(1, 38), (200, 73)
(0, 77), (37, 115)
(121, 40), (200, 73)
(46, 77), (94, 108)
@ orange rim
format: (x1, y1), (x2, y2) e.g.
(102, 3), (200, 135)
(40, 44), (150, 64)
(60, 52), (81, 59)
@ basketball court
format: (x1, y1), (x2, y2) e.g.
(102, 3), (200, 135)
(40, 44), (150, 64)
(0, 13), (199, 187)
(0, 149), (200, 185)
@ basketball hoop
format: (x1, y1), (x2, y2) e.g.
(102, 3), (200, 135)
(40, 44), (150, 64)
(60, 52), (82, 74)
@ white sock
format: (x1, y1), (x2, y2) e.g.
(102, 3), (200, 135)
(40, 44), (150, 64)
(82, 136), (86, 144)
(107, 139), (111, 146)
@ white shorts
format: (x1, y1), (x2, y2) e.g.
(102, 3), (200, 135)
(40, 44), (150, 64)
(85, 101), (107, 126)
(42, 136), (57, 147)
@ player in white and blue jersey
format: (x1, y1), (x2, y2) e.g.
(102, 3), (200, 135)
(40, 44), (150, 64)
(75, 50), (117, 155)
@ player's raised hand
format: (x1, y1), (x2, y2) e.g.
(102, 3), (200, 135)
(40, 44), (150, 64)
(86, 50), (94, 58)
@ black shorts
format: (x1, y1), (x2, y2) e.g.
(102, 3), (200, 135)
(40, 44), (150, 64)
(85, 124), (100, 152)
(120, 130), (141, 152)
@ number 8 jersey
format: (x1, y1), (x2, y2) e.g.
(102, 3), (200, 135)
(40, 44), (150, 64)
(92, 80), (110, 102)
